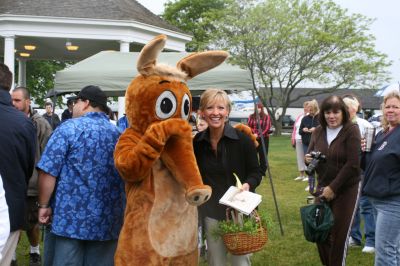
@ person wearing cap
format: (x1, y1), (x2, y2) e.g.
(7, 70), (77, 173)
(37, 85), (125, 266)
(61, 98), (74, 122)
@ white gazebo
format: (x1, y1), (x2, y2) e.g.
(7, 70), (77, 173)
(0, 0), (191, 87)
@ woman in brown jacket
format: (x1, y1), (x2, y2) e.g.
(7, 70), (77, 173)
(306, 95), (361, 266)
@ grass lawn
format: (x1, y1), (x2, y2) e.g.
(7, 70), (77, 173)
(16, 135), (373, 265)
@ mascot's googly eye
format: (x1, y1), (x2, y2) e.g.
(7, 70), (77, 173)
(181, 94), (190, 120)
(155, 90), (177, 119)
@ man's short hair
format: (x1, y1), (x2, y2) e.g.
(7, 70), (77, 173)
(45, 102), (53, 107)
(13, 87), (31, 100)
(0, 63), (12, 91)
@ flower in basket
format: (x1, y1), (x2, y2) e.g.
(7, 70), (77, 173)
(212, 210), (271, 255)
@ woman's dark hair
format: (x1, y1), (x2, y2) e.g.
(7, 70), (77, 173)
(318, 95), (350, 128)
(251, 102), (267, 118)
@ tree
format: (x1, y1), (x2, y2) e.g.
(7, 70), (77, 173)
(212, 0), (391, 134)
(23, 60), (68, 107)
(162, 0), (226, 51)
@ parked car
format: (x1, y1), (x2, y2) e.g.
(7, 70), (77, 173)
(281, 115), (295, 128)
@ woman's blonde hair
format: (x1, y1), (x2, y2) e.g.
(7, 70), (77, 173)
(381, 91), (400, 132)
(308, 99), (319, 114)
(199, 88), (231, 113)
(342, 97), (360, 113)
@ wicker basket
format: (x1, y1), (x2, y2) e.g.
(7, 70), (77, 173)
(222, 210), (268, 255)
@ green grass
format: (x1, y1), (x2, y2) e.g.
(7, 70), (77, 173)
(17, 136), (373, 265)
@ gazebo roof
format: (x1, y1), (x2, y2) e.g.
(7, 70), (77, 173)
(0, 0), (190, 61)
(0, 0), (183, 33)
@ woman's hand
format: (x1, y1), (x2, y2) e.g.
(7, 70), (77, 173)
(303, 128), (309, 133)
(321, 186), (335, 201)
(241, 183), (250, 191)
(309, 127), (316, 133)
(304, 154), (312, 164)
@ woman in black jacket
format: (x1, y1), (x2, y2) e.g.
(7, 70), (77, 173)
(299, 99), (320, 154)
(193, 88), (262, 266)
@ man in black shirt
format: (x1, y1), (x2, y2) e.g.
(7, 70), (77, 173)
(0, 63), (36, 265)
(42, 102), (60, 130)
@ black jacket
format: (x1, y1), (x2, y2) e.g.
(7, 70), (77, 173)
(61, 108), (72, 122)
(0, 90), (36, 231)
(363, 126), (400, 198)
(193, 124), (262, 220)
(299, 114), (320, 145)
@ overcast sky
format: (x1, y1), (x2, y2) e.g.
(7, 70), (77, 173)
(137, 0), (400, 85)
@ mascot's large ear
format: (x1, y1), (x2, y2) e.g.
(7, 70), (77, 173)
(177, 51), (229, 80)
(137, 34), (167, 76)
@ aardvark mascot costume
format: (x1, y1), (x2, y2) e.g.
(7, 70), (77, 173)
(114, 35), (228, 265)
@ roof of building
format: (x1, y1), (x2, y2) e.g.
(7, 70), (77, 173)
(286, 88), (382, 110)
(0, 0), (184, 33)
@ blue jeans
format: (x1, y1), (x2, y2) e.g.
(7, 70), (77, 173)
(43, 228), (117, 266)
(302, 143), (309, 155)
(370, 196), (400, 266)
(350, 195), (376, 247)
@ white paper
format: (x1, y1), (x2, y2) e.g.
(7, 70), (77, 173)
(219, 186), (262, 215)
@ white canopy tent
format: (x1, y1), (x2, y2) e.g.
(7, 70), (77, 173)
(54, 51), (253, 96)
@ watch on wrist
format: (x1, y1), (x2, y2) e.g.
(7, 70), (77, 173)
(36, 202), (50, 208)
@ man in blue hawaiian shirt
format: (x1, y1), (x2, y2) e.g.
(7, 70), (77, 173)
(37, 85), (125, 266)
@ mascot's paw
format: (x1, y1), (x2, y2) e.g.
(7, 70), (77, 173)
(185, 185), (212, 206)
(234, 123), (259, 147)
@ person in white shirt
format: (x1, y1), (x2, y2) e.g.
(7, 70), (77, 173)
(0, 175), (10, 262)
(342, 95), (376, 254)
(292, 101), (310, 181)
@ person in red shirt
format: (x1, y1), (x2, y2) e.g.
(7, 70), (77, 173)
(247, 102), (272, 176)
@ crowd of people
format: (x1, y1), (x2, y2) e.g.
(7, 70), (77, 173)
(1, 59), (400, 266)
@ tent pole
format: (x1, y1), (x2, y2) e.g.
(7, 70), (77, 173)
(251, 88), (284, 236)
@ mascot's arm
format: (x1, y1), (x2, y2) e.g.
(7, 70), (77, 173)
(114, 119), (192, 182)
(234, 123), (259, 147)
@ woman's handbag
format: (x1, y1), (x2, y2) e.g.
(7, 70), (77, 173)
(300, 201), (334, 243)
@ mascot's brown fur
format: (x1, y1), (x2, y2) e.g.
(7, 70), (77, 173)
(114, 35), (228, 265)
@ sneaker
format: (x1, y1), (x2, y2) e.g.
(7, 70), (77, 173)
(302, 177), (309, 182)
(362, 246), (375, 253)
(305, 185), (309, 191)
(294, 176), (304, 181)
(348, 237), (361, 247)
(29, 253), (41, 266)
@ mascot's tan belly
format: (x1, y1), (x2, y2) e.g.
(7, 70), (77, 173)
(149, 160), (197, 257)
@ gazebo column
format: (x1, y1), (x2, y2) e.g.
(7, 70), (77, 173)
(117, 40), (131, 119)
(18, 58), (27, 87)
(3, 35), (15, 88)
(119, 40), (130, 53)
